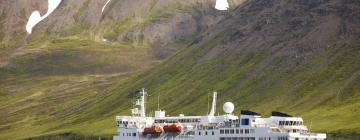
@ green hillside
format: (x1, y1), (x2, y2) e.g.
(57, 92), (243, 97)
(0, 0), (359, 140)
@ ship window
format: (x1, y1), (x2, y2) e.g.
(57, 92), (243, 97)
(230, 129), (234, 134)
(220, 129), (224, 134)
(199, 132), (201, 135)
(212, 131), (215, 135)
(295, 138), (299, 140)
(245, 129), (249, 134)
(285, 121), (289, 125)
(240, 129), (243, 134)
(236, 129), (239, 134)
(241, 119), (250, 125)
(225, 129), (230, 134)
(133, 133), (136, 137)
(206, 131), (208, 135)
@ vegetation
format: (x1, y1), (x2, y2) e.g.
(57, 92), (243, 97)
(0, 0), (359, 140)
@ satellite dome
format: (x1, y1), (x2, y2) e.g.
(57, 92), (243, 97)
(223, 102), (234, 114)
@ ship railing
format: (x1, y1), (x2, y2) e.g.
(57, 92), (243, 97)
(177, 134), (195, 138)
(197, 126), (219, 130)
(299, 132), (322, 136)
(253, 124), (276, 128)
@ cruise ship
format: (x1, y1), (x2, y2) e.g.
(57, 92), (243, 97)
(113, 89), (326, 140)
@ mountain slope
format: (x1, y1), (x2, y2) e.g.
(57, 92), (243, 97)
(80, 0), (360, 138)
(0, 0), (238, 139)
(0, 0), (359, 140)
(47, 0), (360, 138)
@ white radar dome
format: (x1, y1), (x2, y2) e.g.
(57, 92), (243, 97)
(223, 102), (234, 114)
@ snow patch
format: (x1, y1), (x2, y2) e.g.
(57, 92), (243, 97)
(26, 0), (62, 34)
(101, 0), (112, 15)
(215, 0), (229, 10)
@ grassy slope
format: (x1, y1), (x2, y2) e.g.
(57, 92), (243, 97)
(0, 32), (156, 139)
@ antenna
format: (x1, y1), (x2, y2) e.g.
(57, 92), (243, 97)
(209, 91), (217, 116)
(309, 119), (313, 132)
(207, 92), (210, 115)
(140, 88), (146, 117)
(157, 93), (160, 110)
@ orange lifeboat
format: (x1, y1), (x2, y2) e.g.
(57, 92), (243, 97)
(163, 123), (182, 133)
(142, 125), (162, 136)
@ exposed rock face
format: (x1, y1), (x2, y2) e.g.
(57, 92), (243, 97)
(0, 0), (231, 59)
(0, 0), (48, 39)
(100, 0), (229, 58)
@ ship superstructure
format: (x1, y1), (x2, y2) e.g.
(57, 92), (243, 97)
(113, 89), (326, 140)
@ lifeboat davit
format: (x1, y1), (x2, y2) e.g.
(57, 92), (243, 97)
(143, 125), (162, 136)
(163, 123), (182, 133)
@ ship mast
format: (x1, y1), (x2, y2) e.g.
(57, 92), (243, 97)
(140, 88), (146, 117)
(157, 93), (160, 110)
(209, 91), (217, 116)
